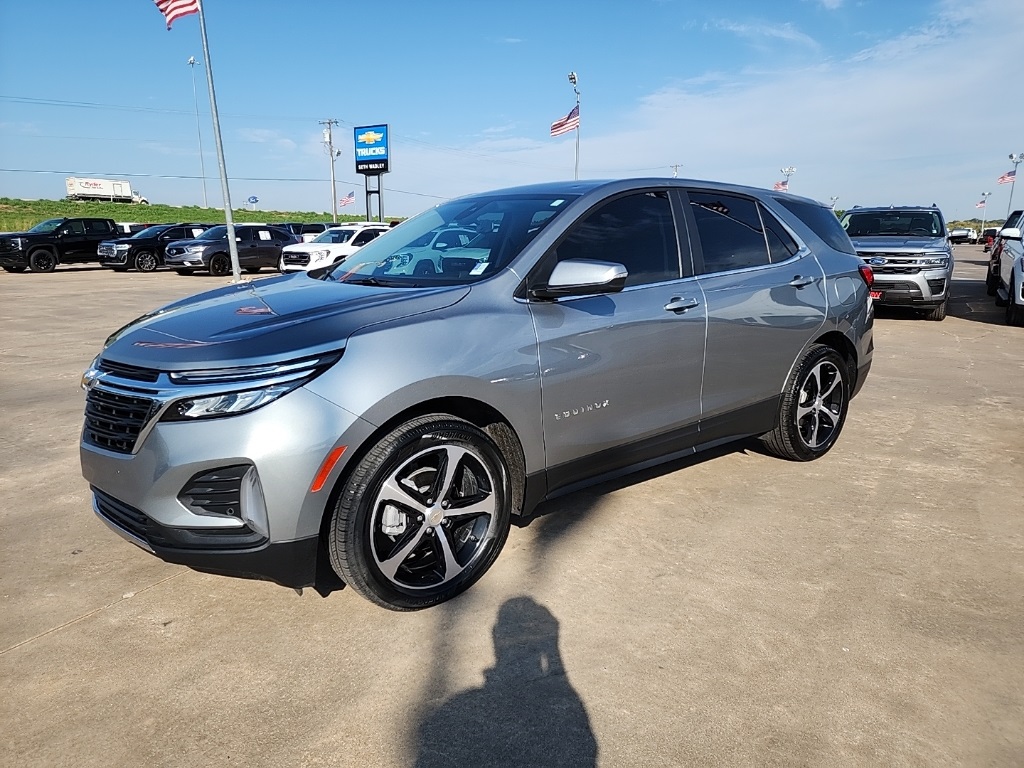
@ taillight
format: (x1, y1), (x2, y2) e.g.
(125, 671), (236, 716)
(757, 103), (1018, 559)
(858, 264), (874, 287)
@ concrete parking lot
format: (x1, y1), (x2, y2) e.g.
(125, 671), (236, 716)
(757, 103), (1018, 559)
(1, 249), (1022, 767)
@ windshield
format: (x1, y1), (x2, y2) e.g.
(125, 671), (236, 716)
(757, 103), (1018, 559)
(27, 218), (65, 234)
(132, 225), (168, 239)
(841, 211), (945, 238)
(196, 226), (228, 241)
(325, 194), (577, 286)
(311, 229), (356, 244)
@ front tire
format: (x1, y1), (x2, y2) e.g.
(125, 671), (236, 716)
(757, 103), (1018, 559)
(329, 415), (513, 610)
(986, 270), (999, 296)
(134, 251), (158, 272)
(761, 344), (850, 461)
(1007, 272), (1024, 327)
(174, 268), (194, 276)
(923, 298), (947, 321)
(28, 249), (57, 273)
(244, 266), (261, 274)
(3, 265), (27, 273)
(209, 253), (230, 277)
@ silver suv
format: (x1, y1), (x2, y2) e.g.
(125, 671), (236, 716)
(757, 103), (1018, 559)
(80, 179), (874, 610)
(840, 206), (953, 321)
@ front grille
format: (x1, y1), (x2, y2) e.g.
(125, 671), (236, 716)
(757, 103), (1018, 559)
(98, 359), (160, 383)
(873, 280), (919, 292)
(872, 265), (922, 275)
(283, 253), (310, 266)
(926, 278), (946, 295)
(179, 465), (248, 517)
(166, 247), (184, 256)
(94, 488), (148, 540)
(98, 245), (115, 257)
(84, 388), (157, 454)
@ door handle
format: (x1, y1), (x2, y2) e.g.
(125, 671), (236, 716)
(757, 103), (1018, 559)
(789, 275), (817, 288)
(664, 297), (700, 313)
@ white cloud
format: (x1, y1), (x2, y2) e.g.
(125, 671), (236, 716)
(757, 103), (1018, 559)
(712, 19), (821, 50)
(237, 128), (297, 152)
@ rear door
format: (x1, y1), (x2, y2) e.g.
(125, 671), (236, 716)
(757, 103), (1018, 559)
(527, 189), (707, 492)
(683, 189), (827, 436)
(57, 220), (90, 261)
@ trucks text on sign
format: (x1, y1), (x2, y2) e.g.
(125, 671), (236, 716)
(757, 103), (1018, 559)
(354, 124), (389, 175)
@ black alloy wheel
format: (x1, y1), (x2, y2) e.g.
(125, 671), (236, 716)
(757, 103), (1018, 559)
(209, 253), (231, 277)
(28, 249), (57, 273)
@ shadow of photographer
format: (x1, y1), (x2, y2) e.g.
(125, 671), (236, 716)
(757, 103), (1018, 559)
(414, 596), (597, 768)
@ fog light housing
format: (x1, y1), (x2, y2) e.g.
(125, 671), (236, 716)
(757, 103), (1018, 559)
(240, 466), (270, 538)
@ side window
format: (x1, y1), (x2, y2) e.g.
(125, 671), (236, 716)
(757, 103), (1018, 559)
(554, 191), (679, 287)
(353, 229), (380, 246)
(688, 192), (769, 273)
(66, 220), (87, 236)
(760, 205), (800, 262)
(238, 228), (255, 242)
(163, 228), (185, 240)
(255, 229), (273, 241)
(85, 220), (111, 235)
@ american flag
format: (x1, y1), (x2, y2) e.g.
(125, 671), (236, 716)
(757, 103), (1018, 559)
(773, 179), (789, 192)
(976, 199), (987, 208)
(339, 191), (356, 207)
(998, 169), (1017, 185)
(154, 0), (199, 30)
(550, 105), (580, 137)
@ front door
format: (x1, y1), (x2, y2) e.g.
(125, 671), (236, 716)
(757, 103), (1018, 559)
(528, 190), (707, 494)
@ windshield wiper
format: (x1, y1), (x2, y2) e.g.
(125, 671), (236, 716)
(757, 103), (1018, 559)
(343, 276), (402, 287)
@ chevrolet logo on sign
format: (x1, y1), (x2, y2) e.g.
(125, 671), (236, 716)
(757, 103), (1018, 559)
(357, 130), (384, 145)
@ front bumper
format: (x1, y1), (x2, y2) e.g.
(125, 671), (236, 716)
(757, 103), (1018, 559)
(0, 251), (28, 269)
(99, 251), (130, 267)
(870, 270), (951, 307)
(81, 385), (376, 589)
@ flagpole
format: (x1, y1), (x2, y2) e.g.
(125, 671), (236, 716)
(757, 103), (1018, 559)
(195, 0), (241, 282)
(568, 72), (580, 181)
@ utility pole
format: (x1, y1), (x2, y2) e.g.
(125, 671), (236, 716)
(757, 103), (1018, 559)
(187, 56), (208, 208)
(670, 164), (682, 178)
(320, 119), (341, 223)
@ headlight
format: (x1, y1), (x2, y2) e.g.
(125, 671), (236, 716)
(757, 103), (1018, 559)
(185, 245), (205, 254)
(164, 384), (295, 420)
(311, 249), (331, 260)
(920, 257), (948, 267)
(159, 350), (343, 421)
(9, 237), (24, 248)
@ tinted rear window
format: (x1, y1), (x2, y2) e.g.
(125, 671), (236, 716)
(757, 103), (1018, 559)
(775, 198), (855, 255)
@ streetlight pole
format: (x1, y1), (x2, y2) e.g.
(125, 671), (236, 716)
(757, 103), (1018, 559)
(320, 119), (341, 223)
(781, 166), (796, 191)
(830, 196), (839, 210)
(187, 56), (208, 208)
(979, 191), (991, 236)
(1008, 152), (1023, 217)
(568, 71), (580, 181)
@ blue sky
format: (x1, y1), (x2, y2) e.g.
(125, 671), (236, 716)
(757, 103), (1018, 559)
(1, 0), (1021, 220)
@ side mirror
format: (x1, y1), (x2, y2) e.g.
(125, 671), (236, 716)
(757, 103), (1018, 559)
(530, 259), (628, 300)
(1000, 227), (1022, 241)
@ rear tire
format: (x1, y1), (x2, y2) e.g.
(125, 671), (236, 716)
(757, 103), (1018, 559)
(209, 253), (230, 277)
(761, 344), (850, 462)
(329, 414), (513, 610)
(244, 266), (261, 274)
(985, 270), (999, 296)
(3, 265), (27, 273)
(28, 249), (57, 273)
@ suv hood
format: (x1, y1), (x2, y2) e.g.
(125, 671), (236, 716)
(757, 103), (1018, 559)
(848, 235), (948, 250)
(282, 242), (352, 254)
(167, 238), (218, 249)
(101, 273), (470, 369)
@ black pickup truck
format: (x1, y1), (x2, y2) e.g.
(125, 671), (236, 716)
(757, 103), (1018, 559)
(0, 217), (118, 273)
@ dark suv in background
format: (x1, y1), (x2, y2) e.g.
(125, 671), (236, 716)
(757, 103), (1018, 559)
(98, 223), (213, 273)
(163, 224), (299, 276)
(0, 217), (117, 273)
(840, 206), (953, 321)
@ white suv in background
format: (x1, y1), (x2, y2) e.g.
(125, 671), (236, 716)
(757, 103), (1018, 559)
(279, 222), (389, 273)
(994, 223), (1024, 326)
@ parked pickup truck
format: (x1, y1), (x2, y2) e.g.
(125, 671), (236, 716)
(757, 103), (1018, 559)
(0, 217), (118, 273)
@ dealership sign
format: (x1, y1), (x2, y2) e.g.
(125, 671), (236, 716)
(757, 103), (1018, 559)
(354, 124), (389, 175)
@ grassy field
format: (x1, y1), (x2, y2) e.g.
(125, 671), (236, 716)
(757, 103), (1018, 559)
(0, 197), (372, 233)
